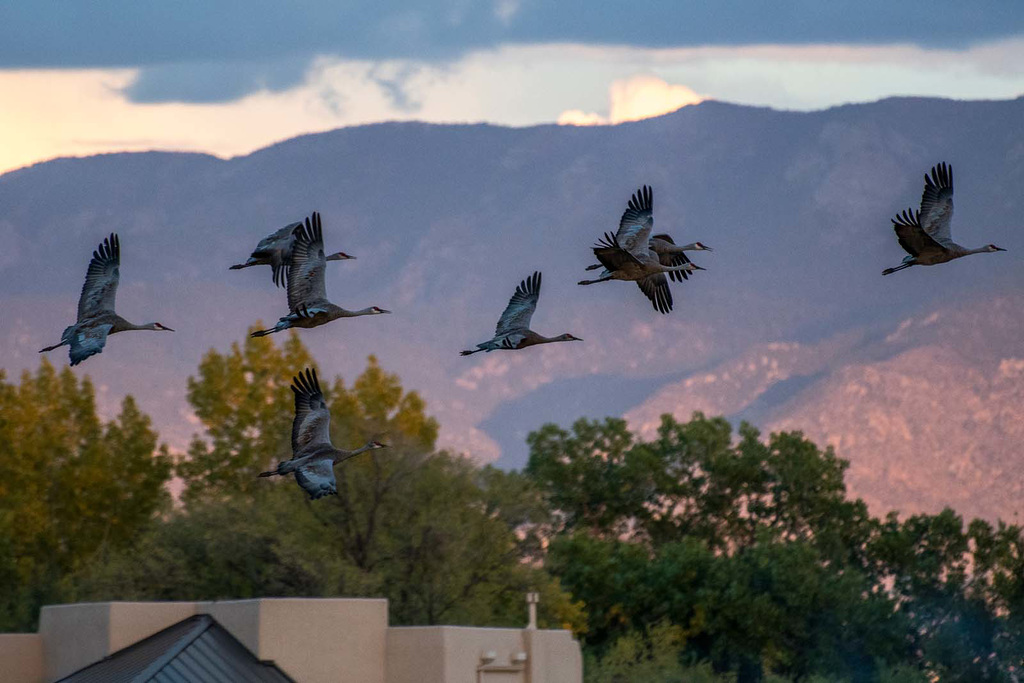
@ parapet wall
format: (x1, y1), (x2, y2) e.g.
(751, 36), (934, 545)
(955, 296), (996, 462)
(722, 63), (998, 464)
(387, 625), (581, 683)
(3, 599), (581, 683)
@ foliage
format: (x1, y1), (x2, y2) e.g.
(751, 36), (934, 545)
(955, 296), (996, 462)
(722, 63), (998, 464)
(5, 338), (1024, 683)
(0, 361), (171, 630)
(527, 412), (1024, 682)
(73, 333), (584, 632)
(176, 329), (316, 499)
(583, 620), (718, 683)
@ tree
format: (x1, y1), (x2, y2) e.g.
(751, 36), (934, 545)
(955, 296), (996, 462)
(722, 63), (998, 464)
(526, 413), (972, 682)
(526, 413), (873, 560)
(177, 328), (315, 499)
(0, 360), (171, 630)
(81, 333), (585, 633)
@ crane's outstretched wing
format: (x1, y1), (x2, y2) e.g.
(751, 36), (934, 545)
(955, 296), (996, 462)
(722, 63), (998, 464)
(77, 234), (120, 321)
(892, 209), (945, 258)
(69, 323), (113, 366)
(291, 367), (332, 452)
(614, 185), (654, 260)
(287, 212), (328, 312)
(637, 274), (673, 314)
(294, 458), (338, 500)
(593, 232), (641, 270)
(496, 271), (541, 336)
(253, 222), (303, 255)
(918, 162), (954, 246)
(651, 233), (691, 283)
(253, 222), (303, 288)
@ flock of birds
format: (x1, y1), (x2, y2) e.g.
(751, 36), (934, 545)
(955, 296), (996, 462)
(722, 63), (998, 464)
(37, 162), (1005, 499)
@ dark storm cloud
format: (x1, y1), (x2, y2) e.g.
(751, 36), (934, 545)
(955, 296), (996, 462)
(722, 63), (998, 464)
(122, 59), (310, 103)
(3, 0), (1022, 102)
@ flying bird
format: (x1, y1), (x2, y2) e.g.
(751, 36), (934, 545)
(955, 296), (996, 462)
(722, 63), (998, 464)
(259, 367), (388, 499)
(39, 234), (174, 366)
(461, 271), (582, 355)
(230, 212), (355, 287)
(649, 235), (713, 283)
(578, 186), (705, 313)
(251, 214), (389, 337)
(585, 235), (712, 283)
(883, 162), (1005, 276)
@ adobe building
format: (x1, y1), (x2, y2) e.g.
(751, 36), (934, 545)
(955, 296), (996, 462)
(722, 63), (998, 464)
(0, 597), (582, 682)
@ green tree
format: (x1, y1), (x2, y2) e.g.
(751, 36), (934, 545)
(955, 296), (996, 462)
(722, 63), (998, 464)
(0, 360), (171, 630)
(526, 413), (873, 561)
(526, 413), (928, 682)
(177, 328), (315, 499)
(81, 333), (585, 633)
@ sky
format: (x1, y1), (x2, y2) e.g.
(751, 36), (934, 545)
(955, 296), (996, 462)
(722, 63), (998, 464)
(2, 1), (1024, 175)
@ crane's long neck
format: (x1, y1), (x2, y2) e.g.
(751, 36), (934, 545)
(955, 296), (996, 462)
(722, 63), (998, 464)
(658, 263), (697, 273)
(962, 245), (995, 256)
(340, 307), (381, 317)
(654, 241), (701, 254)
(114, 319), (162, 333)
(335, 441), (376, 463)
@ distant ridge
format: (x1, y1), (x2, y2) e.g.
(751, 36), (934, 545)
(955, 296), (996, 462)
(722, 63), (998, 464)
(3, 94), (1022, 521)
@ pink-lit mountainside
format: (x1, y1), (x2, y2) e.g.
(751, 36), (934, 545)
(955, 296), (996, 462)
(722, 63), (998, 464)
(2, 96), (1022, 522)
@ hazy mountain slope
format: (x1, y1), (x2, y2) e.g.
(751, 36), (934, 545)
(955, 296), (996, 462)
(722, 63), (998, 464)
(1, 97), (1022, 518)
(625, 297), (1024, 522)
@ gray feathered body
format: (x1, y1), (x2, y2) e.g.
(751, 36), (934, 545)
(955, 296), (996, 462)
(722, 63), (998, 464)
(884, 163), (1004, 275)
(40, 233), (173, 365)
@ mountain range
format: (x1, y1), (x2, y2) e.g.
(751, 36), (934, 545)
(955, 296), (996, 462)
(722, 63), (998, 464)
(1, 95), (1022, 522)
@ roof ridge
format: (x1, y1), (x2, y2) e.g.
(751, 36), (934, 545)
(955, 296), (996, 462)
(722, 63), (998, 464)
(134, 614), (213, 683)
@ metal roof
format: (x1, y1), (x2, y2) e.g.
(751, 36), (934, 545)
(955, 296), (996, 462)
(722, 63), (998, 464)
(57, 614), (295, 683)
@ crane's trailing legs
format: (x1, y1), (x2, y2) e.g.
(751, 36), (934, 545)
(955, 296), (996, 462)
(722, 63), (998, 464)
(882, 260), (915, 276)
(577, 275), (614, 285)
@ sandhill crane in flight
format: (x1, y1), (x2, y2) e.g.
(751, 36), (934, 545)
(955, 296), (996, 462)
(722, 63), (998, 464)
(883, 162), (1005, 276)
(39, 234), (174, 366)
(259, 367), (387, 499)
(585, 235), (713, 284)
(251, 215), (389, 337)
(461, 271), (582, 355)
(578, 186), (704, 313)
(230, 212), (355, 287)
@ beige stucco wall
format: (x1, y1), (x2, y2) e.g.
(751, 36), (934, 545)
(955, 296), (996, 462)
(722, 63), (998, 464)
(204, 598), (389, 683)
(38, 601), (199, 682)
(108, 601), (198, 654)
(524, 628), (583, 683)
(38, 602), (111, 682)
(27, 599), (579, 683)
(0, 633), (44, 683)
(385, 626), (446, 683)
(387, 626), (582, 683)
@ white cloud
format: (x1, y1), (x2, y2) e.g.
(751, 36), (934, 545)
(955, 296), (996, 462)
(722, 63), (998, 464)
(558, 74), (704, 126)
(556, 109), (606, 126)
(2, 38), (1023, 174)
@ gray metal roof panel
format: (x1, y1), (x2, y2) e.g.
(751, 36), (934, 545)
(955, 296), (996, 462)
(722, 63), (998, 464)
(56, 613), (295, 683)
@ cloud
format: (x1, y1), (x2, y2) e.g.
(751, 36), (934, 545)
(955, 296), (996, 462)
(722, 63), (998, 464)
(559, 75), (704, 125)
(556, 109), (606, 126)
(1, 1), (1023, 103)
(3, 39), (1024, 175)
(122, 58), (311, 104)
